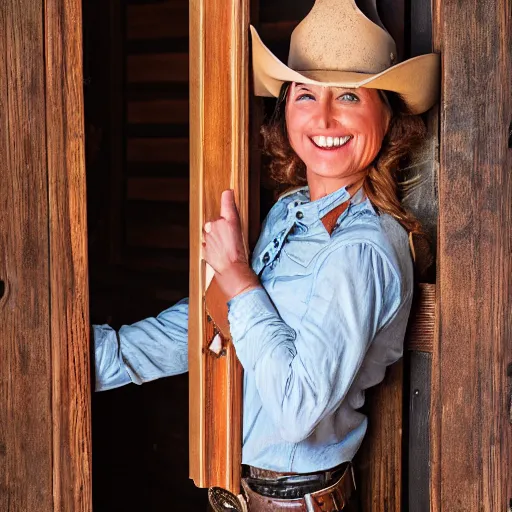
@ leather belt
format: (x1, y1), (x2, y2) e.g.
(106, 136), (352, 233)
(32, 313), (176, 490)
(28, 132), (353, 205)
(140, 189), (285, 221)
(241, 462), (356, 511)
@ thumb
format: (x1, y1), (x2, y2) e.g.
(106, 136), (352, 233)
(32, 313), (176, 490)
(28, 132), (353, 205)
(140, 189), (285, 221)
(220, 189), (239, 223)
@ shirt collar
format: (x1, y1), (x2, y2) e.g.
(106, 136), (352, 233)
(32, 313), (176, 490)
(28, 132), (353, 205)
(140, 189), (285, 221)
(282, 184), (376, 225)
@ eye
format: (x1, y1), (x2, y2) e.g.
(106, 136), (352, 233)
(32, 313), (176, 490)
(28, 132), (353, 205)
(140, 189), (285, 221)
(296, 93), (315, 101)
(338, 92), (359, 102)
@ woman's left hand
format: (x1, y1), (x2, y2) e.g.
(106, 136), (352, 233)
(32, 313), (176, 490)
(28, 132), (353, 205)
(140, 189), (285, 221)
(203, 190), (260, 301)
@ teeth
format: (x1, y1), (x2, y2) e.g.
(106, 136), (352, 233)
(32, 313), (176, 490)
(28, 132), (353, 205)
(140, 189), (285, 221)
(312, 135), (351, 148)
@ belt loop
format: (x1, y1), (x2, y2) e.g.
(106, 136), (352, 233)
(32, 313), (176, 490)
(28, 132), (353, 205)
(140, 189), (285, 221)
(304, 493), (317, 512)
(350, 463), (357, 491)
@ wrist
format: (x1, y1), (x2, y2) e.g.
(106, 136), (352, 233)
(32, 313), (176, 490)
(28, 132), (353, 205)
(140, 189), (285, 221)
(216, 263), (260, 301)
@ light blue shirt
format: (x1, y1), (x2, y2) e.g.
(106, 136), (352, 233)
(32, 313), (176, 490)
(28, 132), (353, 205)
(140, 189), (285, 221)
(94, 185), (413, 472)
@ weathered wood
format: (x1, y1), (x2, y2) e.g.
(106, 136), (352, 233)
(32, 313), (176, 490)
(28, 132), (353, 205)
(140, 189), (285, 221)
(0, 0), (91, 510)
(355, 360), (403, 511)
(45, 0), (92, 509)
(408, 351), (432, 512)
(431, 0), (512, 509)
(189, 0), (249, 493)
(0, 2), (53, 510)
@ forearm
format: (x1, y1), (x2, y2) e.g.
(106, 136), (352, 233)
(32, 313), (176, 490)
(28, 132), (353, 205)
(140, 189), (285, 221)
(93, 298), (190, 391)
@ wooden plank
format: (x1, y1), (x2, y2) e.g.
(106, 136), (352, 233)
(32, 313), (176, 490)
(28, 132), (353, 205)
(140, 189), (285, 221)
(127, 1), (188, 40)
(45, 0), (92, 506)
(127, 53), (188, 83)
(127, 99), (189, 124)
(408, 351), (432, 512)
(127, 137), (189, 163)
(0, 1), (53, 510)
(431, 0), (512, 509)
(189, 0), (249, 493)
(127, 177), (189, 201)
(355, 361), (403, 511)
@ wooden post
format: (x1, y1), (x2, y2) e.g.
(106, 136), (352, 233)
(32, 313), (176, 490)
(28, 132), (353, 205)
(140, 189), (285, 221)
(431, 0), (512, 509)
(189, 0), (250, 494)
(0, 0), (91, 510)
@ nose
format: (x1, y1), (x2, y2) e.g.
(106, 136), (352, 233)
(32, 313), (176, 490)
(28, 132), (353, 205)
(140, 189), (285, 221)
(316, 95), (335, 130)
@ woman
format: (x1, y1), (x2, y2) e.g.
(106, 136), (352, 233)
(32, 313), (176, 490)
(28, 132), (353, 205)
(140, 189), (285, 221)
(94, 1), (439, 510)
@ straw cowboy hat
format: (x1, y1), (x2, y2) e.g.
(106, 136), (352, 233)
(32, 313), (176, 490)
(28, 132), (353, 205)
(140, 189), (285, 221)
(250, 0), (440, 114)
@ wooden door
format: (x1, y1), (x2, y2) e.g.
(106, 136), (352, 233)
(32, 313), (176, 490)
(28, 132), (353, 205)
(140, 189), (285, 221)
(431, 0), (512, 509)
(0, 0), (92, 511)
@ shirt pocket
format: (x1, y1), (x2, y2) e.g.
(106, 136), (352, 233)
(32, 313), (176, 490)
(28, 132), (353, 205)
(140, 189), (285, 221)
(282, 238), (323, 271)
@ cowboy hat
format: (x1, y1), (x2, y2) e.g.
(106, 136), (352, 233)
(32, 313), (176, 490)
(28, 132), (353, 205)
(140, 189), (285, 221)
(250, 0), (440, 114)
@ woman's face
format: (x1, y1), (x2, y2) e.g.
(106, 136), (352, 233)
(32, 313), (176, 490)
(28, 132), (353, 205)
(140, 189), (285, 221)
(285, 83), (391, 187)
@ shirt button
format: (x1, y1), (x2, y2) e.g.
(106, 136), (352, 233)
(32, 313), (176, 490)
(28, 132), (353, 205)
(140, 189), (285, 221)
(262, 252), (270, 264)
(296, 211), (304, 220)
(273, 239), (279, 248)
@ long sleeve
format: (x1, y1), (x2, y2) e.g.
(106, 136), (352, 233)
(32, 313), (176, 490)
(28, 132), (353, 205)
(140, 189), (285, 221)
(228, 243), (402, 443)
(94, 298), (189, 391)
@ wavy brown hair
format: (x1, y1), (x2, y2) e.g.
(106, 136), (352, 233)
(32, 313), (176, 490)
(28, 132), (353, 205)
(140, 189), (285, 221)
(261, 83), (427, 235)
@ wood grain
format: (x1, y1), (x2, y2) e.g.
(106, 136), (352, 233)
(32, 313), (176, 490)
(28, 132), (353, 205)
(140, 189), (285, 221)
(355, 361), (403, 511)
(431, 0), (512, 509)
(0, 2), (53, 510)
(408, 351), (432, 512)
(44, 0), (92, 509)
(189, 0), (249, 494)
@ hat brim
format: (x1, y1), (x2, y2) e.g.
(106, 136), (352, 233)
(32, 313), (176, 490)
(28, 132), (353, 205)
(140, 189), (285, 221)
(250, 26), (440, 115)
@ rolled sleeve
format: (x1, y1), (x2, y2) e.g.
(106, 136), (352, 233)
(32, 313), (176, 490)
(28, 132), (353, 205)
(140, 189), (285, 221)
(93, 298), (190, 391)
(94, 324), (132, 391)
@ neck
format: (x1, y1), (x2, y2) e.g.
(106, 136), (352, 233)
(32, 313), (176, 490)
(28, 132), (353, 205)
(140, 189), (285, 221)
(306, 168), (368, 202)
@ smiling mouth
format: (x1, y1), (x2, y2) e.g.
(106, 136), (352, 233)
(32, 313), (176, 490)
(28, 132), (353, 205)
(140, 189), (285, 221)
(310, 135), (352, 149)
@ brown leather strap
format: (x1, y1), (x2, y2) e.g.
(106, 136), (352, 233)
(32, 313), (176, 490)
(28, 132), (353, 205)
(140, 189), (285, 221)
(205, 276), (232, 341)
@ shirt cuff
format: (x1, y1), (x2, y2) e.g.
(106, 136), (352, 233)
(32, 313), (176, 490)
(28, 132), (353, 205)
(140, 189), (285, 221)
(93, 324), (132, 391)
(228, 287), (296, 370)
(227, 287), (277, 339)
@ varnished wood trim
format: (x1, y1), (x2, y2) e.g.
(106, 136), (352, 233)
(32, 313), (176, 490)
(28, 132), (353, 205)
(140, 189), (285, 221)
(189, 0), (249, 493)
(44, 0), (92, 509)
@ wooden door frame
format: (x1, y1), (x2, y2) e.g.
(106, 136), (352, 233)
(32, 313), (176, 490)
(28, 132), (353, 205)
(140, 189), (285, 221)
(188, 0), (250, 494)
(0, 0), (92, 510)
